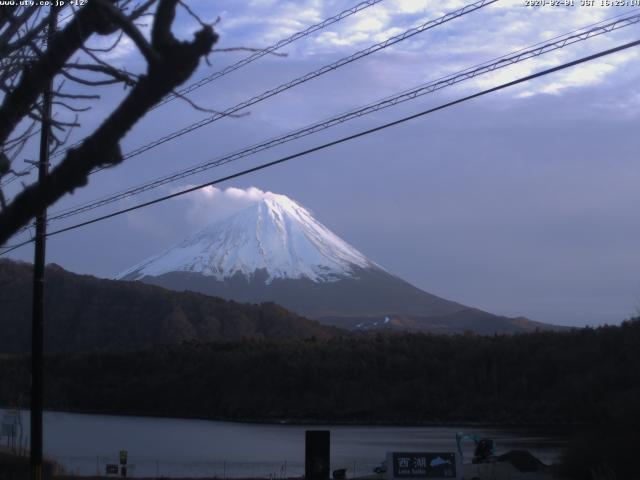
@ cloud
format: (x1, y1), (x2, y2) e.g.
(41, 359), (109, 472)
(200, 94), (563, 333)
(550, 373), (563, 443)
(62, 0), (640, 102)
(170, 186), (271, 228)
(225, 186), (269, 201)
(540, 60), (616, 94)
(388, 0), (432, 15)
(120, 187), (274, 243)
(313, 30), (371, 48)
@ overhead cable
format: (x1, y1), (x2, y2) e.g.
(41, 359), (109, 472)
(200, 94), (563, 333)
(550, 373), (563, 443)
(3, 37), (639, 255)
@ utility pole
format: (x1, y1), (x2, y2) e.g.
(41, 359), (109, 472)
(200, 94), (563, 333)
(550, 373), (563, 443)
(31, 7), (56, 480)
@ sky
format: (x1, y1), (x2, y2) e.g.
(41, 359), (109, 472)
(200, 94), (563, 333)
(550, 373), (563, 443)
(4, 0), (640, 327)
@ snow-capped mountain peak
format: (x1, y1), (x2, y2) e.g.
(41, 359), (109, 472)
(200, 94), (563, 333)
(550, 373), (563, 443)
(117, 192), (376, 283)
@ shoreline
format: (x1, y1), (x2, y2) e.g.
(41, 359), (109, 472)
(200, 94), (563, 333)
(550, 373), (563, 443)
(0, 405), (582, 430)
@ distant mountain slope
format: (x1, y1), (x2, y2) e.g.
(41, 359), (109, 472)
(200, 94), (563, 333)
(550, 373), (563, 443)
(137, 266), (466, 319)
(119, 192), (561, 334)
(0, 260), (339, 354)
(319, 310), (561, 335)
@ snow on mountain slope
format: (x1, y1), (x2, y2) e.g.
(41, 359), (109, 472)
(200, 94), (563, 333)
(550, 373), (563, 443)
(117, 192), (377, 283)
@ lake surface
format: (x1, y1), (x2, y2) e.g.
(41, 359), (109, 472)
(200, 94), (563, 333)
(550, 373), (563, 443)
(0, 409), (568, 478)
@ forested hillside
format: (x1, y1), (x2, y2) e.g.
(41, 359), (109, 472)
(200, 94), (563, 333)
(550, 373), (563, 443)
(1, 320), (638, 425)
(0, 260), (339, 353)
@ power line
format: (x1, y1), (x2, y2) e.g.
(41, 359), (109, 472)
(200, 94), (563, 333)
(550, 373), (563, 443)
(0, 242), (29, 255)
(0, 0), (498, 234)
(153, 0), (385, 110)
(117, 0), (498, 162)
(6, 6), (638, 191)
(42, 10), (640, 225)
(3, 37), (639, 256)
(18, 0), (495, 199)
(36, 0), (385, 166)
(49, 0), (497, 170)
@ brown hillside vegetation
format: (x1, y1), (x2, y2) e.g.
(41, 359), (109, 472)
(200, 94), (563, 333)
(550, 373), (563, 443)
(0, 260), (339, 353)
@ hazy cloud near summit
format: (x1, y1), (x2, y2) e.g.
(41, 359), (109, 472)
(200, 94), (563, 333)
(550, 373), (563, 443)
(168, 186), (281, 228)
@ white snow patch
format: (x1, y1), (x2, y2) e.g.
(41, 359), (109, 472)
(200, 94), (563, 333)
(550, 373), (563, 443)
(117, 192), (377, 283)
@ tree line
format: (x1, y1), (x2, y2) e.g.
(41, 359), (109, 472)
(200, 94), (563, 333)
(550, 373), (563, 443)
(2, 320), (639, 478)
(1, 319), (638, 425)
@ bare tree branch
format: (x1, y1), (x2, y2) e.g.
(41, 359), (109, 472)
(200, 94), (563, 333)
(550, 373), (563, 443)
(177, 0), (208, 29)
(60, 68), (130, 87)
(0, 0), (218, 244)
(84, 29), (124, 52)
(0, 6), (38, 53)
(64, 62), (138, 85)
(170, 88), (250, 116)
(0, 10), (48, 56)
(51, 101), (92, 113)
(53, 92), (101, 100)
(129, 0), (158, 22)
(0, 3), (115, 145)
(94, 0), (161, 63)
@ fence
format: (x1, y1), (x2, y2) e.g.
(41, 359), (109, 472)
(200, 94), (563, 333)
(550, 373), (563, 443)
(54, 455), (381, 478)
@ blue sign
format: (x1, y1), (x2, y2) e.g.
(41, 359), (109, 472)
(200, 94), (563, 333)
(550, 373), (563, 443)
(391, 452), (456, 478)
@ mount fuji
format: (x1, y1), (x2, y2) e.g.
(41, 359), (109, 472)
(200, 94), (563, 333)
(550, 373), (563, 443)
(119, 193), (375, 284)
(118, 192), (556, 334)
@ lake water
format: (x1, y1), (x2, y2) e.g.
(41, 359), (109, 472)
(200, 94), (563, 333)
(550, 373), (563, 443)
(0, 409), (567, 478)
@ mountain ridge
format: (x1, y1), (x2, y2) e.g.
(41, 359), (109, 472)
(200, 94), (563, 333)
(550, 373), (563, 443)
(0, 259), (340, 354)
(118, 193), (377, 283)
(118, 192), (562, 334)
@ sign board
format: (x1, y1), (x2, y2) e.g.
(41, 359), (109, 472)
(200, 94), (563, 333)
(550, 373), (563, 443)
(119, 450), (128, 465)
(387, 452), (457, 479)
(106, 464), (119, 475)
